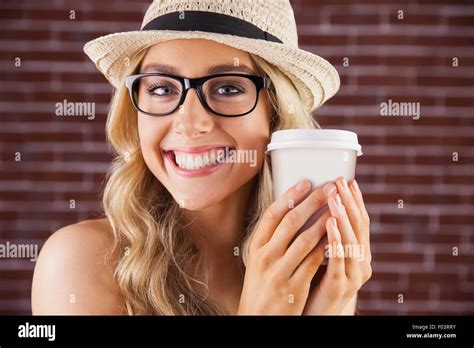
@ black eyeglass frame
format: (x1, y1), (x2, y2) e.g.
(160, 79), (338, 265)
(125, 73), (271, 117)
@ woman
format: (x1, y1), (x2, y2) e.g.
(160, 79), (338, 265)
(32, 0), (372, 315)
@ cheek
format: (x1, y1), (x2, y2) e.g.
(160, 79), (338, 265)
(237, 102), (271, 157)
(137, 114), (168, 167)
(222, 104), (271, 172)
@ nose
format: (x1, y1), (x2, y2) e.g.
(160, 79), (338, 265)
(172, 88), (214, 139)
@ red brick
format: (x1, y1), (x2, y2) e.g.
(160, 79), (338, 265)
(1, 0), (472, 316)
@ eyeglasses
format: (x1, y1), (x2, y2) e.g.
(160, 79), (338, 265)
(125, 73), (271, 117)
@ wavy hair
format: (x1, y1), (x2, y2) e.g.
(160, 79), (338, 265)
(102, 46), (321, 315)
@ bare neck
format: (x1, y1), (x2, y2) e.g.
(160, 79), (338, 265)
(182, 178), (257, 313)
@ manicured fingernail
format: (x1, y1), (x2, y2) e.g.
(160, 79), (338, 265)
(335, 194), (342, 206)
(332, 217), (338, 229)
(323, 182), (336, 196)
(341, 177), (349, 190)
(296, 179), (310, 192)
(352, 180), (360, 193)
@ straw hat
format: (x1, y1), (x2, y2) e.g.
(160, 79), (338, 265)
(83, 0), (340, 112)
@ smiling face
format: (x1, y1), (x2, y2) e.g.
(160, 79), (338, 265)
(136, 39), (271, 210)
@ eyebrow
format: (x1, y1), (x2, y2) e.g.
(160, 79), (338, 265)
(140, 63), (256, 75)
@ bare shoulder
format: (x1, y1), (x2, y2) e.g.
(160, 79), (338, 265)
(32, 218), (126, 315)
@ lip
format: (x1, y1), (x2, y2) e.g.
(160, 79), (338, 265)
(162, 144), (235, 178)
(163, 144), (234, 154)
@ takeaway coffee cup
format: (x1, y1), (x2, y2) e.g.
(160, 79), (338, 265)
(267, 129), (363, 199)
(267, 129), (363, 264)
(267, 129), (362, 265)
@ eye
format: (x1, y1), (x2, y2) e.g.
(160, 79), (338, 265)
(213, 83), (245, 97)
(146, 84), (179, 97)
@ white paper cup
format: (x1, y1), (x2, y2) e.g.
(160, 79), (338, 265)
(267, 129), (363, 199)
(267, 129), (363, 264)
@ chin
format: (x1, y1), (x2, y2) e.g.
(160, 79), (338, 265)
(172, 194), (222, 211)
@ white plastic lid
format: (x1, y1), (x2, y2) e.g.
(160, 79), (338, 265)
(267, 129), (363, 156)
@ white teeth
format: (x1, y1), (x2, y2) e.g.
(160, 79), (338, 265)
(194, 155), (203, 168)
(209, 151), (216, 164)
(172, 148), (231, 170)
(217, 150), (225, 162)
(186, 155), (195, 169)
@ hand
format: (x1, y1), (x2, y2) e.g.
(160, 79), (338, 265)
(237, 179), (335, 315)
(302, 177), (372, 315)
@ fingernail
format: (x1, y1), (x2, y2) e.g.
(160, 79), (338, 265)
(296, 179), (310, 192)
(331, 217), (338, 229)
(341, 177), (349, 190)
(335, 194), (342, 206)
(352, 180), (360, 193)
(322, 182), (336, 196)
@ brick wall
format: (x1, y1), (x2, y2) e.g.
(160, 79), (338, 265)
(1, 0), (473, 315)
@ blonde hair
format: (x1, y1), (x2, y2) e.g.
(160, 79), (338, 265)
(102, 48), (321, 315)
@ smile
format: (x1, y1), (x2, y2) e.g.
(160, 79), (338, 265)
(163, 145), (235, 177)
